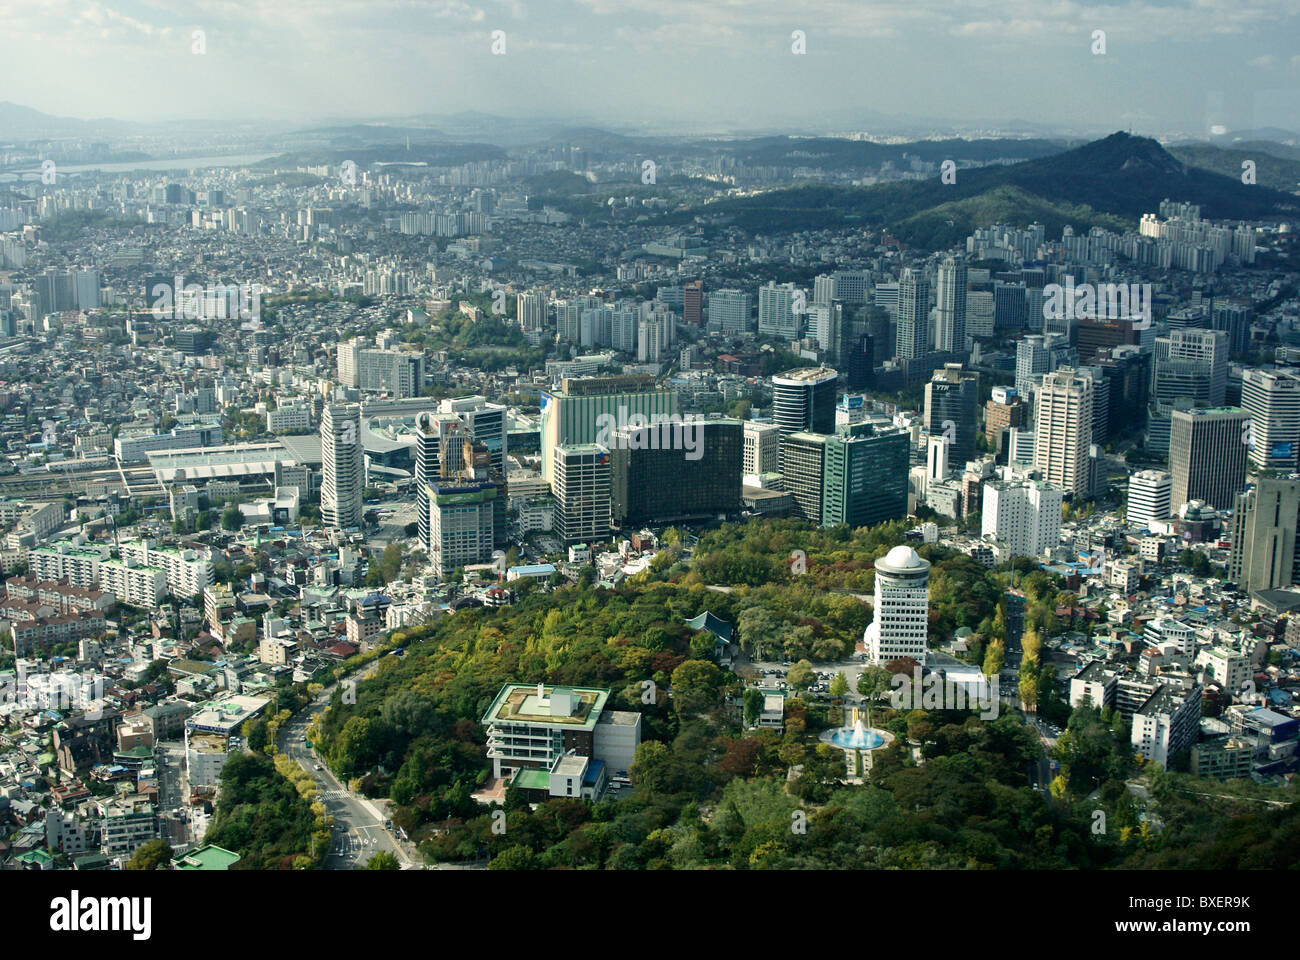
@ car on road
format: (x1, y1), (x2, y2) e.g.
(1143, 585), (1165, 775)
(314, 764), (322, 770)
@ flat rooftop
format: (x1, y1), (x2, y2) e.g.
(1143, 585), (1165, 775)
(514, 768), (551, 791)
(148, 440), (314, 482)
(186, 694), (272, 733)
(773, 366), (837, 385)
(597, 710), (641, 726)
(554, 755), (587, 776)
(482, 683), (608, 730)
(173, 845), (241, 870)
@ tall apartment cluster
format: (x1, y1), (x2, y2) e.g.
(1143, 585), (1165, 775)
(337, 336), (425, 398)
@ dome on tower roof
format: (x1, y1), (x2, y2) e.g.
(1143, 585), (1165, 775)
(881, 545), (927, 570)
(884, 545), (921, 567)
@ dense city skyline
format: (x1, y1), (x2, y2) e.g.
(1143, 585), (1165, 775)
(1, 0), (1298, 911)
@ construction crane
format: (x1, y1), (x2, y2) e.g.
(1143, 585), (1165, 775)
(437, 426), (477, 483)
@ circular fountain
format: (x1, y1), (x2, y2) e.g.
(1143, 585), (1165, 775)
(820, 704), (893, 780)
(830, 717), (883, 751)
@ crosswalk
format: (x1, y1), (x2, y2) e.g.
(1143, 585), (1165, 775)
(319, 788), (349, 802)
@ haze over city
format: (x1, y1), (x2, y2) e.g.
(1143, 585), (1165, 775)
(1, 0), (1299, 934)
(0, 0), (1298, 137)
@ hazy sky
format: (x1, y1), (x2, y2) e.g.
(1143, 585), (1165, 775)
(1, 0), (1298, 137)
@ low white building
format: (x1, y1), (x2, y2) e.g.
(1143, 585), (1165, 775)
(1195, 646), (1251, 694)
(98, 796), (157, 859)
(266, 403), (312, 434)
(1127, 470), (1172, 528)
(119, 539), (213, 598)
(982, 479), (1063, 559)
(1131, 681), (1202, 767)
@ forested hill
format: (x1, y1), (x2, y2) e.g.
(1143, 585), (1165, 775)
(675, 132), (1300, 251)
(300, 518), (1299, 869)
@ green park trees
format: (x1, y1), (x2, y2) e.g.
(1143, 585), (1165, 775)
(786, 659), (815, 692)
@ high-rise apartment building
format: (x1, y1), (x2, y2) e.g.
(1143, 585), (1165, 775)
(934, 257), (967, 353)
(337, 337), (424, 398)
(517, 293), (545, 333)
(321, 404), (363, 530)
(1033, 368), (1094, 499)
(757, 281), (800, 340)
(555, 298), (586, 342)
(895, 268), (930, 360)
(610, 304), (638, 354)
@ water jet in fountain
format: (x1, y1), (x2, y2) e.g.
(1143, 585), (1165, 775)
(830, 717), (883, 750)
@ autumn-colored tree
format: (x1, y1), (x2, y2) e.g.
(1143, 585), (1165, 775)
(884, 657), (920, 676)
(671, 659), (723, 715)
(1049, 774), (1068, 801)
(1021, 626), (1042, 667)
(991, 599), (1008, 642)
(982, 639), (1005, 678)
(718, 737), (762, 778)
(1019, 672), (1039, 712)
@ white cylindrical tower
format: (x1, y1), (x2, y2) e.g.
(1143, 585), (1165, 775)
(864, 545), (931, 665)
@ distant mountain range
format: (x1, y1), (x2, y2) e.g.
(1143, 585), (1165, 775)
(4, 103), (1297, 250)
(0, 101), (139, 140)
(675, 132), (1300, 250)
(1168, 142), (1300, 193)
